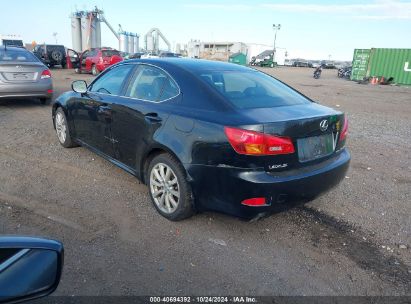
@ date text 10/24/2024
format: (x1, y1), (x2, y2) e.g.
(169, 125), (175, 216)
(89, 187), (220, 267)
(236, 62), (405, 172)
(149, 297), (257, 303)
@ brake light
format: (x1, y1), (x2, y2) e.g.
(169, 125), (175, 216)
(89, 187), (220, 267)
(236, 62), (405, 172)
(339, 116), (348, 141)
(241, 197), (267, 206)
(224, 127), (295, 155)
(41, 69), (51, 79)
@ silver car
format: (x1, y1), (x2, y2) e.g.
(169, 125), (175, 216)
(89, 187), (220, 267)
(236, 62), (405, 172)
(0, 46), (53, 104)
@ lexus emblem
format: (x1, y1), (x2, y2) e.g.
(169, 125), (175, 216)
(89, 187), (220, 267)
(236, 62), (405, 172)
(319, 120), (329, 132)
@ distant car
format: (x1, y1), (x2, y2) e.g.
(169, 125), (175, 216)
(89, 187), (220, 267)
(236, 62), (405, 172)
(67, 48), (123, 75)
(293, 61), (311, 67)
(159, 52), (181, 58)
(52, 59), (350, 221)
(129, 52), (146, 59)
(284, 59), (293, 66)
(141, 52), (159, 59)
(0, 46), (53, 104)
(32, 44), (66, 68)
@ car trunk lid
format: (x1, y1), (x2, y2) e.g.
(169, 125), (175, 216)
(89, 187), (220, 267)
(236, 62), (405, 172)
(236, 103), (345, 172)
(0, 62), (46, 83)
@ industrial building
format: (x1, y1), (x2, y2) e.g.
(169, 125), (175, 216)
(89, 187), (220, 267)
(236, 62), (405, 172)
(186, 40), (287, 65)
(187, 40), (247, 61)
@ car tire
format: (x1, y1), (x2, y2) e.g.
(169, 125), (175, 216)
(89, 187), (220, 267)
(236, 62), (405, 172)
(54, 108), (77, 148)
(40, 98), (51, 105)
(91, 65), (99, 76)
(147, 153), (195, 221)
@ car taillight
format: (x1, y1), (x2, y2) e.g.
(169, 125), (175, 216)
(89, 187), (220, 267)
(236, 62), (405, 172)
(339, 116), (348, 141)
(41, 69), (51, 79)
(224, 127), (295, 156)
(241, 197), (267, 206)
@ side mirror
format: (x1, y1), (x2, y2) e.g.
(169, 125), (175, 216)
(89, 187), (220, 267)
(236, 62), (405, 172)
(0, 237), (63, 303)
(72, 80), (87, 94)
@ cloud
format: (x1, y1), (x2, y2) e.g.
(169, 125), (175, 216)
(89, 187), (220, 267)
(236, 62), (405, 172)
(185, 0), (411, 20)
(261, 0), (411, 20)
(183, 3), (251, 10)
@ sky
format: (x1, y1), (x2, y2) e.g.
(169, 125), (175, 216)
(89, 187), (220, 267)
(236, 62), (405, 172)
(0, 0), (410, 60)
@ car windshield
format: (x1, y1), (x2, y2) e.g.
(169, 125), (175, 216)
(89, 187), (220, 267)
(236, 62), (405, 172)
(0, 49), (39, 62)
(102, 50), (120, 57)
(198, 70), (310, 109)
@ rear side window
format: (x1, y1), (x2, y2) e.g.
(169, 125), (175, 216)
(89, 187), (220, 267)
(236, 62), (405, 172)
(0, 49), (39, 62)
(125, 65), (179, 102)
(198, 70), (310, 109)
(102, 50), (120, 57)
(89, 64), (134, 95)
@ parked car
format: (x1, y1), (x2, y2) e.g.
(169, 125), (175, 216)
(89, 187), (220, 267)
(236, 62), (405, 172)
(32, 44), (66, 68)
(129, 52), (146, 59)
(293, 61), (312, 67)
(67, 47), (123, 75)
(141, 52), (159, 59)
(0, 46), (53, 104)
(52, 59), (350, 221)
(283, 59), (294, 66)
(159, 51), (181, 58)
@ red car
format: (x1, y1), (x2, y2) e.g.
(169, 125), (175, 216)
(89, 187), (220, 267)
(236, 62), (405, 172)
(67, 48), (123, 75)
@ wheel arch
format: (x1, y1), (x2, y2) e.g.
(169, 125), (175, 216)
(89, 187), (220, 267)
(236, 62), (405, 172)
(52, 103), (70, 130)
(140, 144), (188, 185)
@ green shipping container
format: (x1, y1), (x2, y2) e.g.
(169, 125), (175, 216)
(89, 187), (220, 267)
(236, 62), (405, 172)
(367, 48), (411, 85)
(351, 48), (411, 85)
(351, 49), (371, 81)
(228, 52), (246, 66)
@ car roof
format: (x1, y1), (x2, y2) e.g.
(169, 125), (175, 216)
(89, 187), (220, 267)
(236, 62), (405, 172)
(126, 58), (254, 73)
(0, 46), (28, 51)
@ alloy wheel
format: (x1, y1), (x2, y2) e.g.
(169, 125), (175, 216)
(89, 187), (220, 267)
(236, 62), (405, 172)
(55, 112), (67, 144)
(149, 163), (180, 214)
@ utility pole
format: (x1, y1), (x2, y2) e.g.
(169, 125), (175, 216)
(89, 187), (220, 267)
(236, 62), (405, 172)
(272, 24), (281, 63)
(53, 32), (58, 44)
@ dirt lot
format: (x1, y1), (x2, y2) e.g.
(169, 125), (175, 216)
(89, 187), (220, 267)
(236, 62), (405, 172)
(0, 67), (410, 296)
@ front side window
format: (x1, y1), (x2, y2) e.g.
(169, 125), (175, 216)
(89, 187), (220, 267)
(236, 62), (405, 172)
(89, 65), (134, 95)
(198, 70), (310, 109)
(125, 65), (179, 102)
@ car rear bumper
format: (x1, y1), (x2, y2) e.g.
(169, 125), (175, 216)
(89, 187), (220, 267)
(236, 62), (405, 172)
(186, 149), (350, 218)
(0, 81), (53, 99)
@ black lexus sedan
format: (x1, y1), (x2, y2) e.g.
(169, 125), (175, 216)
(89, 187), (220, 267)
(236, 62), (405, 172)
(52, 59), (350, 221)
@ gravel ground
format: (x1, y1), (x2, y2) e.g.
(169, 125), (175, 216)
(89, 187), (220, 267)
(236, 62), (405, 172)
(0, 67), (410, 296)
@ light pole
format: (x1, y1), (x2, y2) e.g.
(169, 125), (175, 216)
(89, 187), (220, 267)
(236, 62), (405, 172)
(53, 32), (58, 44)
(272, 24), (281, 63)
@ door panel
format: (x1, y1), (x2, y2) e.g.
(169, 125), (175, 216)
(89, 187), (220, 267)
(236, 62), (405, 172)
(72, 64), (135, 157)
(110, 64), (179, 171)
(70, 93), (114, 157)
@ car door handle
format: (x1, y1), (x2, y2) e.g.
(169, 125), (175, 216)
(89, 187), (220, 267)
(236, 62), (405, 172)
(144, 113), (162, 123)
(98, 105), (112, 115)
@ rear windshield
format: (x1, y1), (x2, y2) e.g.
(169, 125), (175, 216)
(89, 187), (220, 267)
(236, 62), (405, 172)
(102, 50), (120, 57)
(0, 49), (39, 62)
(198, 70), (310, 109)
